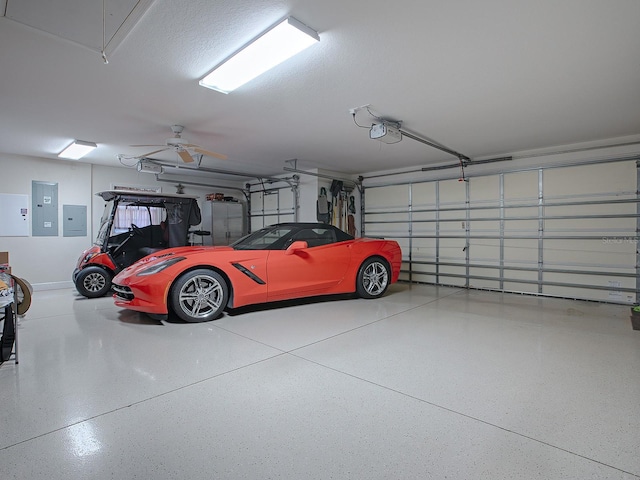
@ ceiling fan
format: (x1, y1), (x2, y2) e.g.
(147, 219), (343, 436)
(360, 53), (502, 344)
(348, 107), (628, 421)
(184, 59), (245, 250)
(129, 125), (227, 163)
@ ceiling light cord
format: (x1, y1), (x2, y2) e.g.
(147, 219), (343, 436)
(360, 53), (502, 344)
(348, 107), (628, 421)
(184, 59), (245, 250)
(101, 0), (109, 64)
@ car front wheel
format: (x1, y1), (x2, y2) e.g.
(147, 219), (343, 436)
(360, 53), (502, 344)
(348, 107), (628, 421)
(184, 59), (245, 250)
(356, 257), (390, 299)
(75, 266), (113, 298)
(170, 269), (228, 322)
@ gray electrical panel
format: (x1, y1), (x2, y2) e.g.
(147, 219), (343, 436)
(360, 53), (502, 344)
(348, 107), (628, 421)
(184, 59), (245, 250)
(32, 181), (58, 236)
(63, 205), (87, 237)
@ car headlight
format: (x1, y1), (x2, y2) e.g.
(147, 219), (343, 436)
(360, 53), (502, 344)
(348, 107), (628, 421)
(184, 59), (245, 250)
(82, 252), (97, 263)
(137, 257), (186, 276)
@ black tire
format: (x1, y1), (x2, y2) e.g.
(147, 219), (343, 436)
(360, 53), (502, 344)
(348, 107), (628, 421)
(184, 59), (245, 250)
(356, 257), (390, 299)
(75, 266), (113, 298)
(170, 269), (228, 323)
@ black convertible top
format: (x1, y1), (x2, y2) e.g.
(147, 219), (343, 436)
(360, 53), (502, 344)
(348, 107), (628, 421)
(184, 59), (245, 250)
(270, 222), (354, 242)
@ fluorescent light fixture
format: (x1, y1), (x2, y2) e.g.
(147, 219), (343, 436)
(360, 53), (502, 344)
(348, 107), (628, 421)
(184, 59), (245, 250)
(199, 16), (319, 94)
(58, 140), (97, 159)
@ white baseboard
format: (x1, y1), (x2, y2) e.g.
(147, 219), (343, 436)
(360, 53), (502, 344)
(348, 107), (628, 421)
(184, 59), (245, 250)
(32, 281), (74, 291)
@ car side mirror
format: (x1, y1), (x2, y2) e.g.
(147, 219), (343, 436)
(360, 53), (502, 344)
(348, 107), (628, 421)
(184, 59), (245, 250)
(285, 240), (308, 255)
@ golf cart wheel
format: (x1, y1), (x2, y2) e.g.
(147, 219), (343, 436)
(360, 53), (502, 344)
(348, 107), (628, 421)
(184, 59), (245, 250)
(76, 266), (113, 298)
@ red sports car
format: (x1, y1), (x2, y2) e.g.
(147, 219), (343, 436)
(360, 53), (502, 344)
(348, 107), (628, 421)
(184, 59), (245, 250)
(112, 223), (402, 322)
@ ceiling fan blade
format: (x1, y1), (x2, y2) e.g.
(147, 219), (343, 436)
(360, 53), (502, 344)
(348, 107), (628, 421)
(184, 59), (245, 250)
(178, 149), (195, 163)
(130, 144), (165, 147)
(193, 147), (228, 160)
(138, 148), (169, 157)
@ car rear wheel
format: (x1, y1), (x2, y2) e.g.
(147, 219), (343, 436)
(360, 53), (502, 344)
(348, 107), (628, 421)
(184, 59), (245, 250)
(170, 269), (228, 323)
(75, 266), (113, 298)
(356, 257), (390, 299)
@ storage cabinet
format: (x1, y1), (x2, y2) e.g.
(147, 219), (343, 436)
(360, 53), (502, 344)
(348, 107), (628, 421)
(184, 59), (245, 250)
(204, 201), (247, 246)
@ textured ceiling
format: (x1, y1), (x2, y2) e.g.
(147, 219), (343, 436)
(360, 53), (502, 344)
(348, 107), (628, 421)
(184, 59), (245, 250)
(1, 0), (639, 180)
(3, 0), (154, 55)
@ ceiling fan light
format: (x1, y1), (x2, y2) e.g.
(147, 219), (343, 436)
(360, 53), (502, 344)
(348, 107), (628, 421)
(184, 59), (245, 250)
(58, 140), (97, 159)
(199, 16), (319, 94)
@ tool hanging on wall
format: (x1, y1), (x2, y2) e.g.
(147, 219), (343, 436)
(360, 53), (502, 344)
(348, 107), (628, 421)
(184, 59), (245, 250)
(347, 195), (356, 236)
(317, 187), (330, 223)
(330, 180), (343, 228)
(342, 191), (348, 231)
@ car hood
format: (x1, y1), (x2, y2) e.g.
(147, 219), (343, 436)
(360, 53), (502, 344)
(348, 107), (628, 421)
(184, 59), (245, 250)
(115, 246), (234, 277)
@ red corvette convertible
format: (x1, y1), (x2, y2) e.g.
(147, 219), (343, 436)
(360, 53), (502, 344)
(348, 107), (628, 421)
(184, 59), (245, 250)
(112, 223), (402, 322)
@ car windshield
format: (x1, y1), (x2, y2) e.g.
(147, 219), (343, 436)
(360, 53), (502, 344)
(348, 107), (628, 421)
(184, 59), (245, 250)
(94, 200), (115, 247)
(94, 199), (166, 246)
(232, 226), (297, 250)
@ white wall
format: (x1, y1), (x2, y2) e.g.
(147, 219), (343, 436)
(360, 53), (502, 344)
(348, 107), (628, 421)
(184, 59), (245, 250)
(0, 154), (246, 289)
(0, 154), (92, 288)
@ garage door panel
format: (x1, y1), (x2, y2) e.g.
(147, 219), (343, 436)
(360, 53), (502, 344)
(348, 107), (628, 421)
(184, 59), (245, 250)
(469, 207), (500, 220)
(504, 239), (538, 263)
(504, 206), (538, 219)
(412, 211), (437, 222)
(412, 261), (435, 275)
(412, 221), (437, 234)
(546, 203), (635, 216)
(503, 281), (536, 291)
(263, 215), (279, 226)
(543, 283), (634, 303)
(504, 220), (538, 237)
(544, 239), (634, 266)
(439, 210), (465, 221)
(505, 269), (539, 282)
(438, 276), (466, 287)
(366, 185), (409, 210)
(411, 271), (437, 284)
(470, 220), (500, 234)
(438, 220), (465, 235)
(411, 182), (436, 207)
(366, 213), (408, 224)
(469, 242), (500, 262)
(544, 162), (636, 197)
(470, 175), (499, 202)
(263, 193), (278, 212)
(504, 170), (538, 200)
(544, 272), (635, 289)
(366, 224), (409, 236)
(412, 237), (437, 260)
(469, 267), (500, 288)
(279, 191), (294, 210)
(544, 217), (634, 235)
(439, 179), (466, 204)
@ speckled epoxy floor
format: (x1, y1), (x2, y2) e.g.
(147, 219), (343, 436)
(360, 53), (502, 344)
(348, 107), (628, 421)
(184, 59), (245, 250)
(1, 284), (639, 479)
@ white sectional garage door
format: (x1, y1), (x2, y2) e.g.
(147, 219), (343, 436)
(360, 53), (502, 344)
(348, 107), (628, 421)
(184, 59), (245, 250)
(363, 158), (638, 304)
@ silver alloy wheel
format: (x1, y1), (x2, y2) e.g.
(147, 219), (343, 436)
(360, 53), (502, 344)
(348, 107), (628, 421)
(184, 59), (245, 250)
(362, 261), (389, 296)
(177, 274), (224, 320)
(83, 272), (107, 293)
